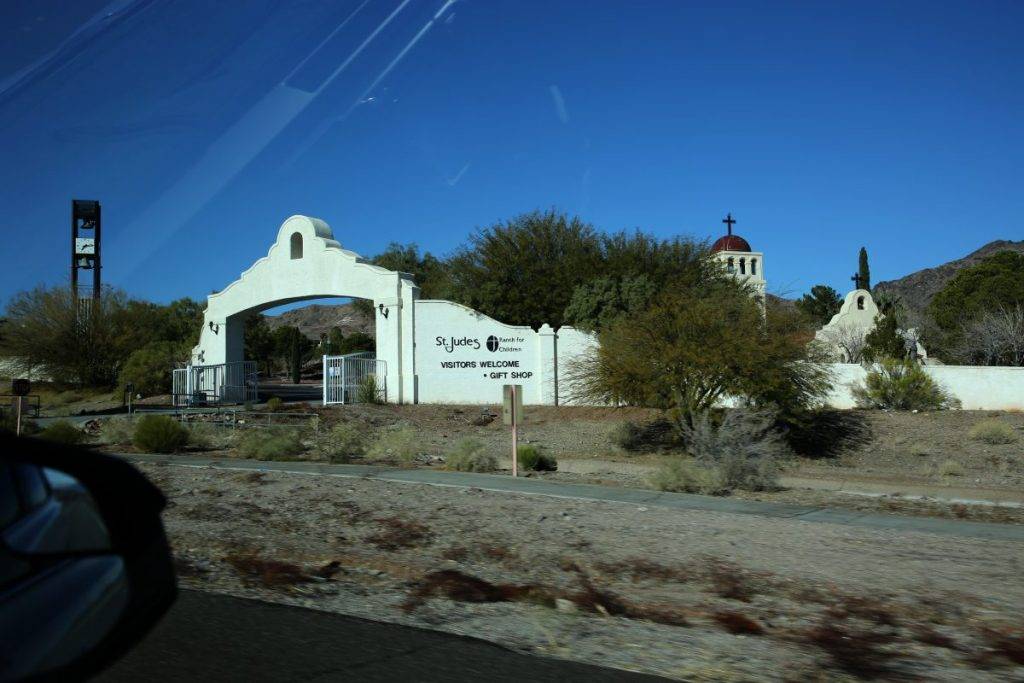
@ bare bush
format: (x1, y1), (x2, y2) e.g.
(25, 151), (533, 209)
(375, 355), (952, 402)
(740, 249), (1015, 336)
(953, 304), (1024, 366)
(609, 418), (678, 452)
(237, 429), (305, 460)
(817, 323), (868, 363)
(969, 419), (1018, 444)
(367, 426), (419, 464)
(320, 422), (368, 463)
(445, 438), (498, 472)
(650, 458), (720, 494)
(98, 416), (135, 446)
(677, 410), (790, 492)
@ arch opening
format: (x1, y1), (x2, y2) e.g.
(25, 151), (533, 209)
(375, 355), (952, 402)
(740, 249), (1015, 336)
(290, 232), (303, 259)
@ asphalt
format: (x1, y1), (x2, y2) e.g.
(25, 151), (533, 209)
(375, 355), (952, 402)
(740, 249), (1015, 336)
(97, 589), (663, 682)
(124, 453), (1024, 542)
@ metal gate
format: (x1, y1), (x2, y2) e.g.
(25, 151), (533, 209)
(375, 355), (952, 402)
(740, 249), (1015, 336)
(323, 353), (386, 405)
(172, 361), (258, 406)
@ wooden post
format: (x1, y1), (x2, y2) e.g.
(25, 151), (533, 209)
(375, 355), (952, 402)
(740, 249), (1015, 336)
(511, 385), (518, 477)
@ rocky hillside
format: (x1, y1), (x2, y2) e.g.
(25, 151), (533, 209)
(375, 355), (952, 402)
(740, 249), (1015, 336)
(263, 303), (373, 340)
(875, 239), (1024, 318)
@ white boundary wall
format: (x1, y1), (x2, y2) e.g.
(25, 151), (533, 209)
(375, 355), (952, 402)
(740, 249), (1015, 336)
(825, 363), (1024, 411)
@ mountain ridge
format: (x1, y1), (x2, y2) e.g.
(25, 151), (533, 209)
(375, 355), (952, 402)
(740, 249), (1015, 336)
(874, 239), (1024, 319)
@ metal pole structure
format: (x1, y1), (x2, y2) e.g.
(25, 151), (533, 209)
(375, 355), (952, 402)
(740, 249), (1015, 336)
(322, 355), (327, 405)
(15, 398), (22, 437)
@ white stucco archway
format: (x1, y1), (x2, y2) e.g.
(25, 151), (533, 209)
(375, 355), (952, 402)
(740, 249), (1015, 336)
(191, 215), (418, 402)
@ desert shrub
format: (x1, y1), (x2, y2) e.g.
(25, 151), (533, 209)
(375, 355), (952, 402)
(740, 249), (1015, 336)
(99, 416), (135, 445)
(186, 422), (233, 450)
(907, 442), (931, 457)
(852, 359), (959, 411)
(321, 422), (368, 463)
(650, 458), (721, 494)
(132, 414), (188, 453)
(517, 444), (557, 471)
(445, 438), (498, 472)
(265, 397), (283, 412)
(969, 419), (1018, 444)
(938, 460), (964, 477)
(368, 427), (419, 464)
(39, 420), (86, 446)
(609, 418), (678, 452)
(677, 409), (789, 492)
(237, 429), (305, 460)
(356, 375), (384, 404)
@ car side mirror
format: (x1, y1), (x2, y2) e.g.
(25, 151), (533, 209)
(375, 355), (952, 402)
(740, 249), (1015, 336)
(0, 435), (177, 681)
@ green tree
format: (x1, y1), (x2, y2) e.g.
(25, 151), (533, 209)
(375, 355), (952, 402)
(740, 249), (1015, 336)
(321, 326), (346, 355)
(445, 210), (604, 328)
(271, 326), (313, 382)
(795, 285), (842, 327)
(563, 275), (657, 332)
(565, 286), (830, 426)
(244, 315), (275, 375)
(929, 251), (1024, 333)
(600, 230), (721, 292)
(858, 247), (871, 290)
(352, 243), (448, 317)
(862, 313), (906, 362)
(370, 243), (447, 298)
(119, 341), (184, 395)
(1, 286), (140, 387)
(336, 331), (375, 355)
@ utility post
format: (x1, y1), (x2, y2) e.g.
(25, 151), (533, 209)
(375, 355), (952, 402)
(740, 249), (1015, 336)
(503, 384), (523, 477)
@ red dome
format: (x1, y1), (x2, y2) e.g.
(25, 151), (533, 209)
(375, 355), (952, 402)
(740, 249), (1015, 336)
(711, 235), (752, 252)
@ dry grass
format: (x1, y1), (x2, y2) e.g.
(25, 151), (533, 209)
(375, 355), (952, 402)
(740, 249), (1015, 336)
(968, 419), (1019, 445)
(938, 460), (965, 477)
(978, 625), (1024, 666)
(804, 619), (899, 679)
(712, 610), (764, 635)
(224, 553), (311, 588)
(366, 516), (432, 551)
(706, 559), (759, 602)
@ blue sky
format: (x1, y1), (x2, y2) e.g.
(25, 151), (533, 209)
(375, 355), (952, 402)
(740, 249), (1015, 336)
(1, 0), (1021, 310)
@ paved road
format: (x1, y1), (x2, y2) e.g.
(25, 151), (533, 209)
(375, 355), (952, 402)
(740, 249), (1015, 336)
(98, 589), (663, 682)
(125, 453), (1024, 542)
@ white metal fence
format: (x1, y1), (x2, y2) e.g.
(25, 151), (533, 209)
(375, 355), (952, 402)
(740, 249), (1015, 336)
(323, 353), (386, 405)
(172, 361), (258, 406)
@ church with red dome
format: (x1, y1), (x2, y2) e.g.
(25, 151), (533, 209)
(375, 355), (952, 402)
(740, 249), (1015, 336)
(710, 213), (765, 297)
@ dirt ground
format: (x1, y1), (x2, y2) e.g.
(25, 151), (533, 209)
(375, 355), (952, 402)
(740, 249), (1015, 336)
(142, 462), (1024, 681)
(157, 403), (1024, 524)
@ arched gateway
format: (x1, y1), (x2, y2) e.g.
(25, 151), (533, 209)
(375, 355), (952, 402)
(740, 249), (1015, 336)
(191, 215), (418, 403)
(189, 215), (596, 406)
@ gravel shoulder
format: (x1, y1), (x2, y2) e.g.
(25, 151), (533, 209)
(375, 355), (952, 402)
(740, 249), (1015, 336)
(144, 461), (1024, 682)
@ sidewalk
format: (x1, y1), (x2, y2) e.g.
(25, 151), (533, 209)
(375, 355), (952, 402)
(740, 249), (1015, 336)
(124, 453), (1024, 542)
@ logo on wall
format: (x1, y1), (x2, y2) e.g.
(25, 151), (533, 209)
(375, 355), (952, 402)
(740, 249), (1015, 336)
(486, 335), (500, 352)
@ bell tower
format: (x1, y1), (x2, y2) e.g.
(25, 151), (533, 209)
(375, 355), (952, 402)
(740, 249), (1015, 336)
(710, 213), (765, 297)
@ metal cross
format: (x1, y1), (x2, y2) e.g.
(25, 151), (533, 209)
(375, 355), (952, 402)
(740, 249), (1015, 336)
(851, 273), (864, 290)
(722, 213), (736, 236)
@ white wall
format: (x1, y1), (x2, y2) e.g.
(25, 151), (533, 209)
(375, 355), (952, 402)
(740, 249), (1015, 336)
(413, 300), (543, 404)
(824, 363), (1024, 411)
(411, 300), (598, 405)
